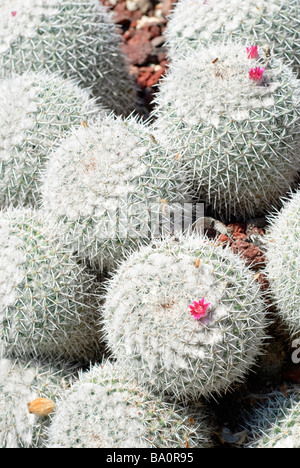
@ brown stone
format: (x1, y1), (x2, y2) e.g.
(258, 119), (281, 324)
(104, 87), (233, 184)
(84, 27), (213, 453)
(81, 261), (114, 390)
(122, 29), (153, 65)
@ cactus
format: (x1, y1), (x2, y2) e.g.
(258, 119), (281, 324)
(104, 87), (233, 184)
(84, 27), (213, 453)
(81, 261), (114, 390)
(0, 0), (137, 115)
(0, 356), (78, 448)
(265, 189), (300, 338)
(242, 388), (300, 448)
(47, 361), (214, 448)
(41, 114), (188, 271)
(0, 71), (101, 208)
(102, 234), (268, 402)
(152, 41), (300, 220)
(166, 0), (300, 75)
(0, 208), (103, 362)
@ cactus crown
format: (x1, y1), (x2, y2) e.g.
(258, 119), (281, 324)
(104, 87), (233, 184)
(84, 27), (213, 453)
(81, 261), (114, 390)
(152, 41), (300, 219)
(41, 114), (187, 270)
(102, 234), (268, 401)
(0, 71), (100, 208)
(0, 0), (137, 115)
(47, 361), (213, 448)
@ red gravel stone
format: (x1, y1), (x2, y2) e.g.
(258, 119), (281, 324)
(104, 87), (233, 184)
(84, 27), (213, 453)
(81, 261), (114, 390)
(230, 240), (266, 269)
(218, 234), (231, 244)
(228, 222), (247, 234)
(122, 29), (153, 65)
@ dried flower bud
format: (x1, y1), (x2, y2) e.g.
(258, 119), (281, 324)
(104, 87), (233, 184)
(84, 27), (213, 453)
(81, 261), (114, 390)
(28, 397), (55, 417)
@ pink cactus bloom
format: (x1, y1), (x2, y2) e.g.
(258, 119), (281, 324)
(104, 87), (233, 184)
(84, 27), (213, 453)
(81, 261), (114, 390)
(247, 45), (259, 59)
(11, 11), (17, 16)
(189, 298), (211, 320)
(249, 66), (265, 81)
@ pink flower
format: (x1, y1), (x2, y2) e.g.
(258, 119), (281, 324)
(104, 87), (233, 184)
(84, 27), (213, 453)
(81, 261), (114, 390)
(247, 45), (258, 59)
(11, 11), (17, 16)
(249, 66), (265, 81)
(189, 298), (211, 320)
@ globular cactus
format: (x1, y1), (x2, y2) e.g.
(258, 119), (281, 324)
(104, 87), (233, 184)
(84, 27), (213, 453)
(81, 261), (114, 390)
(0, 208), (103, 362)
(102, 235), (268, 402)
(41, 114), (188, 271)
(152, 42), (300, 220)
(242, 388), (300, 448)
(0, 357), (78, 448)
(0, 71), (101, 208)
(166, 0), (300, 75)
(265, 189), (300, 338)
(0, 0), (137, 115)
(47, 361), (214, 448)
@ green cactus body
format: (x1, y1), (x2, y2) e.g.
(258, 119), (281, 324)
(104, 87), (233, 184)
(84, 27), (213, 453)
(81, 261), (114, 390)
(0, 0), (136, 115)
(265, 189), (300, 337)
(102, 235), (268, 402)
(0, 357), (78, 448)
(41, 114), (188, 271)
(47, 361), (213, 448)
(152, 42), (300, 220)
(243, 389), (300, 448)
(0, 209), (102, 362)
(166, 0), (300, 75)
(0, 71), (101, 208)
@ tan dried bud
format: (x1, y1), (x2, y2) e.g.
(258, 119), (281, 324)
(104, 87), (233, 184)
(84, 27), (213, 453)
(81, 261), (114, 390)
(28, 397), (55, 416)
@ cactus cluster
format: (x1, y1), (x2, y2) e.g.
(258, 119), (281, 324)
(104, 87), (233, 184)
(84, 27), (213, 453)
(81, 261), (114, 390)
(0, 209), (102, 362)
(47, 361), (213, 448)
(265, 188), (300, 338)
(0, 356), (77, 448)
(0, 0), (137, 115)
(166, 0), (300, 75)
(102, 235), (268, 402)
(0, 71), (101, 208)
(41, 114), (187, 270)
(243, 388), (300, 448)
(0, 0), (299, 450)
(152, 41), (300, 220)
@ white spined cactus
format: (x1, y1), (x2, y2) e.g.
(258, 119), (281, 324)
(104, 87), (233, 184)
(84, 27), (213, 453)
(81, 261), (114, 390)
(41, 114), (188, 271)
(102, 235), (268, 402)
(265, 189), (300, 338)
(152, 42), (300, 220)
(0, 71), (101, 208)
(166, 0), (300, 74)
(0, 0), (137, 115)
(0, 357), (78, 448)
(243, 388), (300, 448)
(47, 361), (214, 448)
(0, 209), (103, 362)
